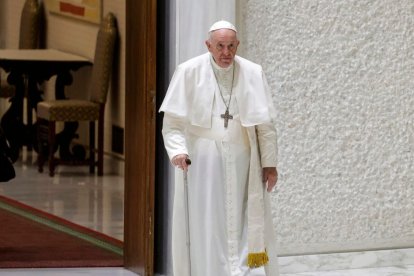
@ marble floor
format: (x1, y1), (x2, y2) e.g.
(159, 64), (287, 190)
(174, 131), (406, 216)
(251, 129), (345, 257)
(0, 148), (125, 241)
(0, 150), (413, 275)
(0, 149), (133, 275)
(279, 248), (414, 275)
(283, 265), (414, 275)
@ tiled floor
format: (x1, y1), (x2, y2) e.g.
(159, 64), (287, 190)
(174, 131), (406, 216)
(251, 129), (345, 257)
(0, 268), (137, 276)
(0, 149), (125, 241)
(0, 150), (413, 275)
(282, 265), (414, 275)
(0, 149), (133, 276)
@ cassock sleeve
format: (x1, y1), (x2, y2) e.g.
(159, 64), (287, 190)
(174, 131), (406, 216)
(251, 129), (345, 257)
(162, 114), (188, 161)
(256, 123), (278, 167)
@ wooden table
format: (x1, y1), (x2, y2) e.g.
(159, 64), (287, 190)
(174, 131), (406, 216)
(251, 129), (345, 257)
(0, 49), (92, 160)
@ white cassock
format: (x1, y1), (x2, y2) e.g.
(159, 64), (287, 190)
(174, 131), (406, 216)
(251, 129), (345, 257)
(160, 52), (279, 276)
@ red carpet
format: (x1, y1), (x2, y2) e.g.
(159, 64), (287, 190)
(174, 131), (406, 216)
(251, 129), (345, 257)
(0, 195), (123, 268)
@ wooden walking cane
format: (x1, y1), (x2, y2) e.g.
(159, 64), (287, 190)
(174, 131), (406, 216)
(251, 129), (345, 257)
(183, 158), (192, 275)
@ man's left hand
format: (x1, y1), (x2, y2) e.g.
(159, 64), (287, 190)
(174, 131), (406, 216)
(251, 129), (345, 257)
(263, 167), (278, 192)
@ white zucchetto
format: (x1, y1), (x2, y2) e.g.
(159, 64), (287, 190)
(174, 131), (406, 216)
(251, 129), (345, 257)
(209, 20), (237, 33)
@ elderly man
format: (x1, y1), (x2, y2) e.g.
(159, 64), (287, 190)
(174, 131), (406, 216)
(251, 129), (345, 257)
(160, 20), (279, 276)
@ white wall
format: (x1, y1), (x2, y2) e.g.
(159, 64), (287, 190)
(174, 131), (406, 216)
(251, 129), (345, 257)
(240, 0), (414, 255)
(2, 1), (22, 49)
(0, 1), (6, 48)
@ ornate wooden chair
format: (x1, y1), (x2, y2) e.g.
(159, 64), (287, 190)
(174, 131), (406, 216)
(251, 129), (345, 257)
(36, 13), (118, 176)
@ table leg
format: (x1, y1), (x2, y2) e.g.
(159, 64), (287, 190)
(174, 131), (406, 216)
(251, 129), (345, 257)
(55, 71), (73, 99)
(54, 72), (86, 161)
(26, 77), (43, 151)
(0, 72), (27, 162)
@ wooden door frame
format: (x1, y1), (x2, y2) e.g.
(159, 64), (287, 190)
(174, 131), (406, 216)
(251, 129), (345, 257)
(124, 0), (157, 275)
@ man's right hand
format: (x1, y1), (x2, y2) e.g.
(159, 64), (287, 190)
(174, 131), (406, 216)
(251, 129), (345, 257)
(172, 154), (190, 171)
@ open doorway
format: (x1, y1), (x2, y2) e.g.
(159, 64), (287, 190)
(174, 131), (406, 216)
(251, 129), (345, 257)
(0, 0), (159, 274)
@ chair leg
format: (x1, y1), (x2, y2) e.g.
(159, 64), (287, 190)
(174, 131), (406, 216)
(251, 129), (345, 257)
(37, 118), (45, 173)
(25, 76), (35, 151)
(89, 121), (95, 174)
(48, 121), (56, 177)
(97, 117), (104, 176)
(26, 95), (33, 151)
(26, 76), (37, 151)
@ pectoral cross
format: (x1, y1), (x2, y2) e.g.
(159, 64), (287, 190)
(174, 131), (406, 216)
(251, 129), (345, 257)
(220, 109), (233, 128)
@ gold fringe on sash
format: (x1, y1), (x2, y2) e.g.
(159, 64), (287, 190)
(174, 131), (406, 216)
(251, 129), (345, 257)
(247, 251), (269, 268)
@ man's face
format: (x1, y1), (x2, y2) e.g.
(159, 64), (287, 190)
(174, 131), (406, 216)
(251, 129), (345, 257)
(206, 29), (239, 68)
